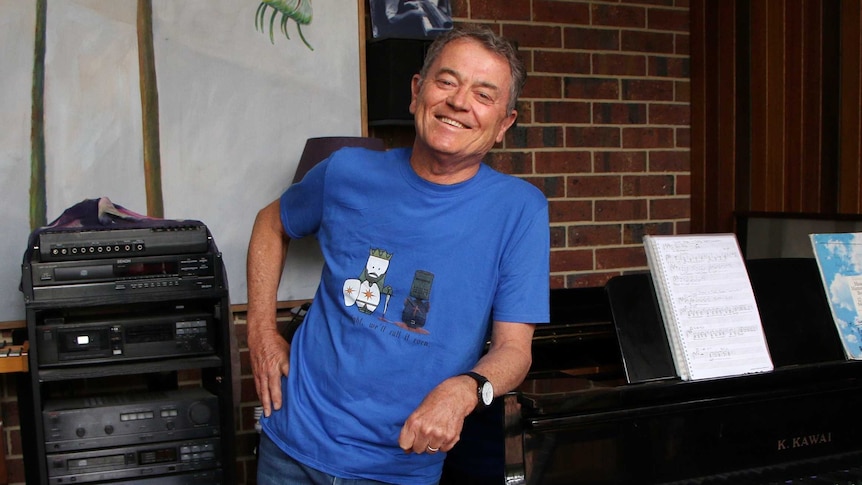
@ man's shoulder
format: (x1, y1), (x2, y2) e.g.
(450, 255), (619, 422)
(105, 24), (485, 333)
(480, 164), (548, 207)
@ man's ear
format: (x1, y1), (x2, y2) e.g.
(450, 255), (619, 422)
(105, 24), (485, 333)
(408, 74), (422, 115)
(495, 110), (518, 143)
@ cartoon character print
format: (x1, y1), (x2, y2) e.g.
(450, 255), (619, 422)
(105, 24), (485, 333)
(343, 248), (394, 314)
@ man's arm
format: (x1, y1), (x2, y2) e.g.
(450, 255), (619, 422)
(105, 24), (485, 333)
(398, 320), (534, 454)
(246, 199), (292, 417)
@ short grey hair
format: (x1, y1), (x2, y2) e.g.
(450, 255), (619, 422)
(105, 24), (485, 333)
(418, 25), (527, 114)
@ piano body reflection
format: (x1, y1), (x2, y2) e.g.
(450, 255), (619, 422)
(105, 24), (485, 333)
(447, 258), (862, 484)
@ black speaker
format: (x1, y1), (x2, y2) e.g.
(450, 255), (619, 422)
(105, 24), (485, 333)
(366, 39), (431, 126)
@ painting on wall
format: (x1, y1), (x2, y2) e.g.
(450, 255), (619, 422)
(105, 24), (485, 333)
(0, 0), (363, 322)
(368, 0), (452, 40)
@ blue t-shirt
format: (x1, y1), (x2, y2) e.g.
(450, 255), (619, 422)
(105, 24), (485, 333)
(261, 147), (550, 484)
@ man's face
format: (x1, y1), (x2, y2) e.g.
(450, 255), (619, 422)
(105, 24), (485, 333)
(409, 38), (517, 164)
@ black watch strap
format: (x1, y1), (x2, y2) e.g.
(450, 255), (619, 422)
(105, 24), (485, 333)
(461, 371), (493, 409)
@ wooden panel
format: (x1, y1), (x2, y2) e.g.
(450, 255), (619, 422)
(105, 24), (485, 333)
(799, 0), (824, 212)
(783, 0), (804, 212)
(840, 0), (862, 213)
(689, 0), (707, 232)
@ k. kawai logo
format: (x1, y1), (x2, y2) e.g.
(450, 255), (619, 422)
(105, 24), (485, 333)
(776, 432), (832, 451)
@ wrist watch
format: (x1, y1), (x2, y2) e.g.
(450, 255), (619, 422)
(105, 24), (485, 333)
(461, 371), (494, 409)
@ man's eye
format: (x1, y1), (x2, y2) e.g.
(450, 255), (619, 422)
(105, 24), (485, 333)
(477, 92), (494, 103)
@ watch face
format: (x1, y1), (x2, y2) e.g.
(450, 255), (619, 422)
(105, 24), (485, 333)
(480, 382), (493, 405)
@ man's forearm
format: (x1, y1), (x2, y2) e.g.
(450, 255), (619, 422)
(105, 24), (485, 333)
(246, 200), (290, 335)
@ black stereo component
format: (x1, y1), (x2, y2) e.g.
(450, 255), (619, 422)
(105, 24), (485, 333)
(46, 436), (220, 485)
(98, 468), (223, 485)
(43, 388), (219, 452)
(36, 311), (215, 366)
(22, 252), (221, 302)
(37, 224), (209, 262)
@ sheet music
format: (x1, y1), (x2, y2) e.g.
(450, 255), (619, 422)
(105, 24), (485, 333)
(644, 234), (773, 380)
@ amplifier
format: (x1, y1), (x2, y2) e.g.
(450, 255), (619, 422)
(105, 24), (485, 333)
(98, 468), (222, 485)
(37, 224), (209, 262)
(36, 311), (215, 367)
(22, 252), (222, 302)
(46, 436), (220, 485)
(43, 388), (220, 452)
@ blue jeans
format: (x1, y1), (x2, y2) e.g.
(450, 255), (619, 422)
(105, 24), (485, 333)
(257, 431), (401, 485)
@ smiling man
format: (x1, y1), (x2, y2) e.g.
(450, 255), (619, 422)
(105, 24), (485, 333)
(247, 25), (550, 485)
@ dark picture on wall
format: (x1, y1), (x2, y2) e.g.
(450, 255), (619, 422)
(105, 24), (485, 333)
(369, 0), (453, 40)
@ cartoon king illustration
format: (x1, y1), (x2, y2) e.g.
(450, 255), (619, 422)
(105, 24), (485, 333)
(343, 248), (394, 314)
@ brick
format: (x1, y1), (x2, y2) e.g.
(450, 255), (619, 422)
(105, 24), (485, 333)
(676, 174), (691, 195)
(536, 150), (592, 174)
(623, 174), (675, 196)
(550, 226), (567, 248)
(567, 271), (619, 288)
(551, 249), (594, 272)
(650, 197), (691, 219)
(470, 0), (531, 20)
(649, 150), (690, 171)
(595, 199), (649, 221)
(565, 77), (620, 100)
(568, 223), (623, 246)
(621, 30), (675, 54)
(549, 199), (594, 223)
(486, 150), (533, 174)
(676, 33), (690, 55)
(450, 0), (467, 17)
(676, 127), (690, 147)
(534, 0), (591, 24)
(675, 80), (690, 102)
(648, 7), (690, 32)
(621, 0), (675, 6)
(622, 127), (675, 148)
(523, 75), (563, 99)
(564, 26), (620, 51)
(503, 24), (563, 49)
(592, 3), (647, 28)
(505, 125), (565, 149)
(648, 103), (690, 124)
(534, 100), (591, 124)
(593, 102), (648, 124)
(622, 79), (675, 101)
(535, 50), (591, 75)
(568, 174), (622, 197)
(649, 55), (690, 78)
(567, 126), (622, 148)
(596, 246), (648, 269)
(515, 100), (534, 124)
(526, 175), (567, 198)
(592, 53), (647, 76)
(595, 150), (648, 172)
(623, 221), (675, 244)
(550, 274), (567, 288)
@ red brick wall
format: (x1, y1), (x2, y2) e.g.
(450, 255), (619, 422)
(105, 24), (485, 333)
(457, 0), (691, 288)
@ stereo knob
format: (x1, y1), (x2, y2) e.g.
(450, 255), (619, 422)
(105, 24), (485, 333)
(76, 427), (86, 438)
(104, 425), (114, 435)
(188, 402), (212, 425)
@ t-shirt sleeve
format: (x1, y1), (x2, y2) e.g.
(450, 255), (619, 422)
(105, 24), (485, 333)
(492, 195), (550, 324)
(279, 157), (329, 239)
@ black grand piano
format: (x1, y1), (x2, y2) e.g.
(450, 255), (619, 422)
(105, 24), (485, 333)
(443, 258), (862, 484)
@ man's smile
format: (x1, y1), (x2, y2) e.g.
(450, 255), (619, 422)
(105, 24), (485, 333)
(438, 115), (468, 129)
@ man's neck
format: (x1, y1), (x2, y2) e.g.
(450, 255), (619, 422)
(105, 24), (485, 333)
(409, 144), (482, 185)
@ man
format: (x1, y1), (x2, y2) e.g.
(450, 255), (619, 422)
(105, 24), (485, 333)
(247, 25), (549, 485)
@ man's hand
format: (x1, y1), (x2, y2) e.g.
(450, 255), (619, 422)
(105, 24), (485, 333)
(246, 200), (292, 417)
(398, 375), (477, 455)
(248, 326), (290, 417)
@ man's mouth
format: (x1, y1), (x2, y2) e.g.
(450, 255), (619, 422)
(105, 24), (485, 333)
(438, 116), (468, 129)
